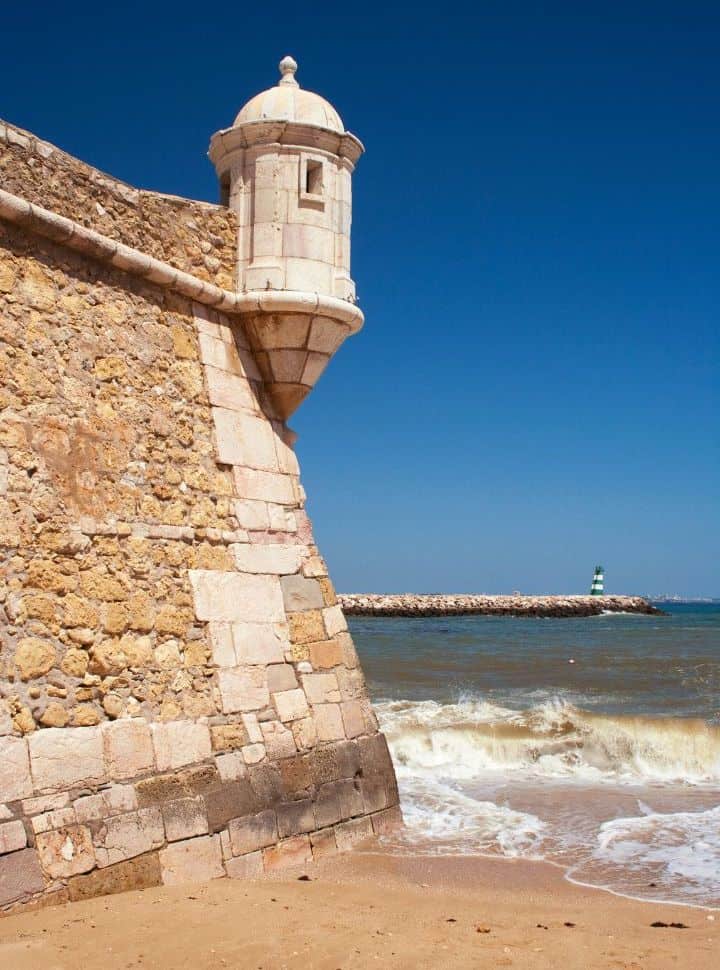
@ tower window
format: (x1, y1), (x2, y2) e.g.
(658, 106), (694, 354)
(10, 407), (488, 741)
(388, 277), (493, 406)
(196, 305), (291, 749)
(305, 160), (323, 196)
(299, 155), (325, 207)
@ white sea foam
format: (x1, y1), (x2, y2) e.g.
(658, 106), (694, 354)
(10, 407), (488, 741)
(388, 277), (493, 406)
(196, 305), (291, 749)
(569, 805), (720, 903)
(386, 774), (547, 858)
(376, 697), (720, 784)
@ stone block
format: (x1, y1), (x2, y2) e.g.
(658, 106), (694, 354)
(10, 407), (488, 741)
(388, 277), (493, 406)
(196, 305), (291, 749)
(308, 740), (360, 788)
(190, 569), (284, 623)
(323, 605), (348, 637)
(263, 834), (312, 871)
(266, 663), (298, 692)
(232, 621), (287, 664)
(334, 816), (374, 852)
(277, 754), (313, 796)
(73, 787), (135, 824)
(36, 825), (96, 878)
(268, 503), (296, 533)
(29, 726), (104, 792)
(68, 851), (162, 901)
(0, 736), (33, 801)
(302, 672), (340, 705)
(242, 713), (263, 743)
(103, 719), (155, 780)
(209, 623), (236, 667)
(288, 610), (326, 644)
(0, 819), (27, 854)
(242, 743), (266, 764)
(218, 666), (269, 713)
(73, 793), (106, 823)
(95, 808), (164, 868)
(232, 543), (303, 575)
(248, 763), (283, 804)
(215, 751), (247, 781)
(276, 799), (315, 839)
(286, 714), (313, 750)
(341, 700), (366, 739)
(199, 333), (239, 371)
(358, 733), (395, 779)
(234, 498), (270, 530)
(233, 467), (296, 505)
(205, 365), (256, 411)
(32, 807), (76, 834)
(338, 631), (359, 668)
(0, 848), (45, 906)
(273, 688), (310, 723)
(280, 574), (324, 611)
(308, 639), (343, 669)
(21, 792), (69, 815)
(260, 720), (297, 760)
(212, 407), (279, 470)
(228, 809), (277, 856)
(225, 850), (264, 879)
(152, 721), (212, 771)
(160, 834), (224, 886)
(338, 778), (364, 819)
(371, 805), (404, 837)
(359, 774), (390, 814)
(135, 773), (191, 808)
(162, 797), (209, 842)
(314, 703), (346, 741)
(308, 317), (348, 354)
(313, 782), (344, 828)
(310, 827), (338, 860)
(204, 779), (258, 833)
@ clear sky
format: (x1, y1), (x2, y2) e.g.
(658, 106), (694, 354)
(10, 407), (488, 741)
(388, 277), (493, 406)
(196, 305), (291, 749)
(3, 2), (718, 596)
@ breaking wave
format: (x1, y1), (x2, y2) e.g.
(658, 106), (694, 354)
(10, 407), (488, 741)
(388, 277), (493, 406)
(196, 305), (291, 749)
(376, 697), (720, 784)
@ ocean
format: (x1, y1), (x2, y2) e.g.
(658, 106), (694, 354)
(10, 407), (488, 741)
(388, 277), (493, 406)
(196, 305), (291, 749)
(349, 603), (720, 908)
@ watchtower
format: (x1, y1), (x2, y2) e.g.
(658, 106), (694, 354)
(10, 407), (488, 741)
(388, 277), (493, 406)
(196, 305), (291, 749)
(209, 57), (364, 419)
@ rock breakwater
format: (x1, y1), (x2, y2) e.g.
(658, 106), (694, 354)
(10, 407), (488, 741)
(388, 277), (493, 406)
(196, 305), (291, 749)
(339, 594), (663, 618)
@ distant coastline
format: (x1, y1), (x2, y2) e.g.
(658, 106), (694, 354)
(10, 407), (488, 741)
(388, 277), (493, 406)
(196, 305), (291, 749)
(339, 594), (663, 617)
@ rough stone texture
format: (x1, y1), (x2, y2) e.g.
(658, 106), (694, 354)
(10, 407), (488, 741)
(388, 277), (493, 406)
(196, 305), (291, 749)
(68, 852), (162, 901)
(160, 834), (224, 886)
(0, 849), (45, 907)
(0, 107), (399, 909)
(36, 825), (96, 878)
(340, 593), (662, 617)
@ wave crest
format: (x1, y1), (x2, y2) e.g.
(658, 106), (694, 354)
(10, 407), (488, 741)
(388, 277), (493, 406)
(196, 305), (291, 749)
(376, 698), (720, 783)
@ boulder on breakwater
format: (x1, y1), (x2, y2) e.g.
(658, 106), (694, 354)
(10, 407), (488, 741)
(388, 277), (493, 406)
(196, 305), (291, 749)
(338, 594), (663, 618)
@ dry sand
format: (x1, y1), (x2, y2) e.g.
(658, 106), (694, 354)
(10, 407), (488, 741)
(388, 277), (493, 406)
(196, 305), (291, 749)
(1, 851), (716, 969)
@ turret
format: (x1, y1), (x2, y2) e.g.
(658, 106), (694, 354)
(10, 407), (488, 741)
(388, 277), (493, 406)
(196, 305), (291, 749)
(209, 57), (364, 419)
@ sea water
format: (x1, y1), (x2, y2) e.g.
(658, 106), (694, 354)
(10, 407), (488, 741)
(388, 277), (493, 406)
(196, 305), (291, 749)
(349, 604), (720, 907)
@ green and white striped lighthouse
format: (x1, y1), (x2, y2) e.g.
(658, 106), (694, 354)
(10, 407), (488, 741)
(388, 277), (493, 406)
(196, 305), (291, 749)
(590, 565), (604, 596)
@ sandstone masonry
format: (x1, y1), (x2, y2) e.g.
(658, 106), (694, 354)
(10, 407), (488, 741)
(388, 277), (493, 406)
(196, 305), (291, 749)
(0, 58), (400, 910)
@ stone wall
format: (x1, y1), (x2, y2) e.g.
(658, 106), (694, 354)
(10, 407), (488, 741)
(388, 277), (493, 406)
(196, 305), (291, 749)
(0, 121), (399, 911)
(0, 121), (237, 288)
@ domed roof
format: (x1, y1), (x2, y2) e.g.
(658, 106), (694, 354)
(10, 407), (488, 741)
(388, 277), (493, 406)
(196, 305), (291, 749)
(233, 56), (345, 133)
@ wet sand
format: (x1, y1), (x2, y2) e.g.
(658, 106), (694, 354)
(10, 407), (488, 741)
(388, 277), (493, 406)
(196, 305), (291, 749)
(1, 852), (716, 969)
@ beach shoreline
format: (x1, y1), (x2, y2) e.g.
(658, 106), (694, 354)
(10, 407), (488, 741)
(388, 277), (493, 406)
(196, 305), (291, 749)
(1, 848), (715, 969)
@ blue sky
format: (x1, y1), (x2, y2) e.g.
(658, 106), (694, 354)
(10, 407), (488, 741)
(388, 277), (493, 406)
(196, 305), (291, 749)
(3, 2), (718, 596)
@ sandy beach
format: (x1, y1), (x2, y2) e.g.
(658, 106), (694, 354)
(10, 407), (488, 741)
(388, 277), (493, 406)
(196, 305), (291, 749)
(1, 851), (716, 970)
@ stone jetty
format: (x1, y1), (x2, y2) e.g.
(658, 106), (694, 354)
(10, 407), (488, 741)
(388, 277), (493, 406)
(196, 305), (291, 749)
(339, 594), (662, 618)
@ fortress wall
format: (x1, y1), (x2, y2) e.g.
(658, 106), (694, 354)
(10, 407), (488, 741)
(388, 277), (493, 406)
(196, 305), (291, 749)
(0, 125), (399, 911)
(0, 121), (237, 288)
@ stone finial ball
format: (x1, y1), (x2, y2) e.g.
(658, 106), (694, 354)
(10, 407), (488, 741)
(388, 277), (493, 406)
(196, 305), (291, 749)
(279, 56), (298, 78)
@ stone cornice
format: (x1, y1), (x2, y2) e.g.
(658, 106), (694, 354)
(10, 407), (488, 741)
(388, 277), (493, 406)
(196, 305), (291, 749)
(0, 188), (364, 332)
(208, 120), (364, 172)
